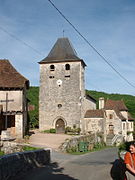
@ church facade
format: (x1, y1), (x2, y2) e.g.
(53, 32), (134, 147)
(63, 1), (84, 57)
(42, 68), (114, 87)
(39, 37), (134, 144)
(39, 38), (96, 133)
(0, 60), (29, 138)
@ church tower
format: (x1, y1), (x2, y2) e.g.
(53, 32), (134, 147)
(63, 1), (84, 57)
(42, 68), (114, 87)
(39, 38), (86, 133)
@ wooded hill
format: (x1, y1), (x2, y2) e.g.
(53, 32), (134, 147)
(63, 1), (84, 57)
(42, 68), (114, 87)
(27, 86), (135, 128)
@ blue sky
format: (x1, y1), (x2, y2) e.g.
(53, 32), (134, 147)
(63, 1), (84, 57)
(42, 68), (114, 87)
(0, 0), (135, 95)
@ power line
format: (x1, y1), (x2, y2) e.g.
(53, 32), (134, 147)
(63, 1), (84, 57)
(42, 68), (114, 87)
(48, 0), (135, 89)
(0, 26), (44, 56)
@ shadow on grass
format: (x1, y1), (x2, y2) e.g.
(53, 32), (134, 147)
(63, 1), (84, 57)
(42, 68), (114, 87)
(14, 162), (79, 180)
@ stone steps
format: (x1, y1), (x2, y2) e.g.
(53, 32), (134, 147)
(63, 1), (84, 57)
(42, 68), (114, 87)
(106, 134), (115, 146)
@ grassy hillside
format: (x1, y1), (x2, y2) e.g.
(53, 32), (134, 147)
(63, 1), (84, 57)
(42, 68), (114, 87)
(27, 86), (135, 128)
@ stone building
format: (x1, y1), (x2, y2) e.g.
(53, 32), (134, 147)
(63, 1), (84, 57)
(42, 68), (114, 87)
(39, 37), (96, 133)
(0, 59), (29, 138)
(84, 98), (134, 144)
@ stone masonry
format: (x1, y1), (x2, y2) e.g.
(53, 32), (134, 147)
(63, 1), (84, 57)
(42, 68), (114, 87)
(39, 37), (96, 133)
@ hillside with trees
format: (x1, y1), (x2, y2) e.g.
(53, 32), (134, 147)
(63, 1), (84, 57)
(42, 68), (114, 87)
(27, 86), (135, 128)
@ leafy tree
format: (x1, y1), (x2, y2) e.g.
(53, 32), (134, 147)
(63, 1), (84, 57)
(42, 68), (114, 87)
(27, 86), (39, 128)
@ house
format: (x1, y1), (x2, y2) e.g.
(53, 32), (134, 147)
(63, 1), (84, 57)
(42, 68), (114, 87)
(0, 59), (29, 138)
(84, 97), (134, 145)
(39, 37), (96, 133)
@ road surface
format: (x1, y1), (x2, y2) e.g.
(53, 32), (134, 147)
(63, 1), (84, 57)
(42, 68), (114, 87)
(15, 147), (118, 180)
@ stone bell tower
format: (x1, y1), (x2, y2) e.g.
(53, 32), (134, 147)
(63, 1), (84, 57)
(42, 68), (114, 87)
(39, 37), (86, 133)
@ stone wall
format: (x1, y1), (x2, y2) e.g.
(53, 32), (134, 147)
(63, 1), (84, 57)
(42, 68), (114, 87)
(0, 149), (50, 180)
(39, 61), (84, 130)
(60, 134), (103, 152)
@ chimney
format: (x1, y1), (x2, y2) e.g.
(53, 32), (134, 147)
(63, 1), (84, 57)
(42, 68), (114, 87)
(99, 97), (105, 109)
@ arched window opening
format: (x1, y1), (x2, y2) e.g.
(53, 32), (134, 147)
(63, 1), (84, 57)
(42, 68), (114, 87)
(58, 104), (62, 108)
(65, 64), (70, 70)
(50, 65), (55, 71)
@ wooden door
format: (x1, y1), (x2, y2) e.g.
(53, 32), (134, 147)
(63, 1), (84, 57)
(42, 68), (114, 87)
(55, 119), (65, 134)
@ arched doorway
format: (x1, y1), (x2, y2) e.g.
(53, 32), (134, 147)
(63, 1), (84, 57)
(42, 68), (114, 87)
(55, 119), (65, 134)
(109, 125), (114, 134)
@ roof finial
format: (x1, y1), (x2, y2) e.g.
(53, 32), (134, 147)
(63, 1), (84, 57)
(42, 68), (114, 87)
(63, 30), (65, 37)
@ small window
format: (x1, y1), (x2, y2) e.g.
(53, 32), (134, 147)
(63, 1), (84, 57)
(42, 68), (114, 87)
(49, 76), (54, 79)
(123, 123), (125, 130)
(127, 123), (129, 130)
(131, 122), (133, 129)
(65, 75), (70, 78)
(109, 114), (113, 119)
(65, 64), (70, 70)
(58, 104), (62, 108)
(50, 65), (55, 71)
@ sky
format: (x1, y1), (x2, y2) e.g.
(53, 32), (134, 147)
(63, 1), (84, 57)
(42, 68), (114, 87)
(0, 0), (135, 95)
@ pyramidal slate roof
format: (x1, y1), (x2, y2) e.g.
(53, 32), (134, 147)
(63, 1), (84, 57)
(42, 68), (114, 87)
(39, 37), (86, 66)
(0, 59), (29, 89)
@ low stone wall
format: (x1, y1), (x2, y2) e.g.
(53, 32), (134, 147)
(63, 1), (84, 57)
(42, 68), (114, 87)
(60, 133), (103, 152)
(0, 149), (50, 180)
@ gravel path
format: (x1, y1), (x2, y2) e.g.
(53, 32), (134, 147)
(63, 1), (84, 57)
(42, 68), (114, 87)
(28, 129), (71, 151)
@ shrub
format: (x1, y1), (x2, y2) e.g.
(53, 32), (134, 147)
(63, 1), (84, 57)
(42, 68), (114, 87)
(65, 126), (81, 135)
(65, 126), (72, 133)
(66, 146), (78, 153)
(23, 146), (40, 151)
(49, 128), (56, 133)
(43, 130), (50, 133)
(0, 151), (4, 156)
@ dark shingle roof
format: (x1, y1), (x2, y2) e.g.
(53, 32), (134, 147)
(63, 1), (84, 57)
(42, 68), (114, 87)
(39, 37), (86, 66)
(85, 109), (104, 118)
(0, 59), (29, 89)
(86, 94), (96, 103)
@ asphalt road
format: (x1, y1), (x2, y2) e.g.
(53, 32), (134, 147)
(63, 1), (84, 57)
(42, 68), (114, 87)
(16, 147), (118, 180)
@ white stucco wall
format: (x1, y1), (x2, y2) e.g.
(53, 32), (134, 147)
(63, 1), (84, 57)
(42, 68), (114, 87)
(15, 114), (23, 138)
(0, 91), (23, 112)
(120, 111), (128, 119)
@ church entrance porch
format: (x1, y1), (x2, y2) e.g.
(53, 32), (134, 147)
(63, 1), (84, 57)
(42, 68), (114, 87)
(55, 119), (65, 134)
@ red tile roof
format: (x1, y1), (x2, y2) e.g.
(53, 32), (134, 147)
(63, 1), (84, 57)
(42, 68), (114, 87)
(0, 59), (29, 89)
(84, 99), (134, 121)
(104, 99), (128, 111)
(85, 109), (104, 118)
